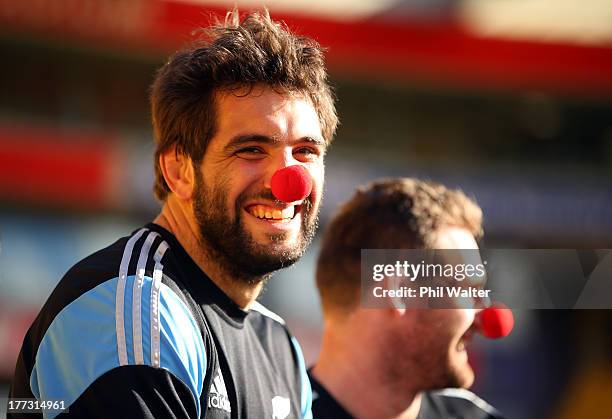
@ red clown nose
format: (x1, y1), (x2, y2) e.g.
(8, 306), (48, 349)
(478, 302), (514, 339)
(270, 165), (312, 203)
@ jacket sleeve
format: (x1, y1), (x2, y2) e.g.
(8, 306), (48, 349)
(61, 365), (197, 418)
(25, 276), (206, 419)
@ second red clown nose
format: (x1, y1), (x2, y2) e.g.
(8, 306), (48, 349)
(270, 165), (313, 203)
(477, 302), (514, 339)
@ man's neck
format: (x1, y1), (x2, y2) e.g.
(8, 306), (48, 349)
(153, 202), (263, 309)
(312, 320), (422, 419)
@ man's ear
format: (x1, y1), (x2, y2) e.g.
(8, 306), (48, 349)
(159, 146), (195, 201)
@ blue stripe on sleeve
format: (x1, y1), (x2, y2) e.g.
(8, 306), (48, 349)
(30, 279), (120, 419)
(291, 336), (313, 419)
(123, 276), (135, 365)
(29, 276), (206, 419)
(158, 283), (206, 417)
(140, 277), (153, 366)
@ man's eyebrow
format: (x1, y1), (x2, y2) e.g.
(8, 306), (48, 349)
(224, 134), (326, 151)
(296, 136), (327, 149)
(225, 134), (274, 150)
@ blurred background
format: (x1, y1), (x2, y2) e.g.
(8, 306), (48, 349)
(0, 0), (611, 417)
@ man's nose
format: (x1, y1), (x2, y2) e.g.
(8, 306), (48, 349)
(475, 302), (514, 339)
(270, 165), (313, 203)
(263, 148), (301, 190)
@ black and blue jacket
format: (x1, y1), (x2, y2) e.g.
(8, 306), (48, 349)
(9, 223), (311, 419)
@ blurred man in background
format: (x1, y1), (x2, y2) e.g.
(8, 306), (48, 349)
(9, 10), (337, 418)
(310, 178), (504, 419)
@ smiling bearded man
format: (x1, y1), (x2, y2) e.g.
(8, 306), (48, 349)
(190, 88), (322, 283)
(9, 10), (337, 419)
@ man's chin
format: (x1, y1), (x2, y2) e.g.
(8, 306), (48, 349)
(235, 235), (306, 274)
(247, 222), (308, 251)
(247, 223), (301, 244)
(230, 216), (315, 277)
(458, 369), (475, 389)
(448, 361), (475, 389)
(234, 250), (301, 278)
(252, 240), (304, 265)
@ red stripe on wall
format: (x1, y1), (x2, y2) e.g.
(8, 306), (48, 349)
(0, 125), (118, 210)
(146, 2), (612, 96)
(0, 0), (611, 96)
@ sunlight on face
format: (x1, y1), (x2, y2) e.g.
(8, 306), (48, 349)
(193, 86), (326, 279)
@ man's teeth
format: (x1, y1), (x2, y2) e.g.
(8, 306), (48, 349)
(249, 205), (295, 220)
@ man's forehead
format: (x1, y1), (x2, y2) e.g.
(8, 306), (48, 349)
(215, 86), (311, 118)
(212, 86), (323, 142)
(433, 226), (479, 250)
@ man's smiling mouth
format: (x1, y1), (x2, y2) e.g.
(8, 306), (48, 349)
(246, 204), (302, 221)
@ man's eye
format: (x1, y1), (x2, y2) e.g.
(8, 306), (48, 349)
(235, 147), (266, 159)
(294, 147), (320, 160)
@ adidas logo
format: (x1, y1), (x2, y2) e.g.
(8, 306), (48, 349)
(208, 369), (231, 413)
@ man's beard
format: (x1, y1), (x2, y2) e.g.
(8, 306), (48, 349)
(193, 170), (318, 283)
(423, 338), (475, 390)
(436, 349), (474, 389)
(385, 316), (474, 392)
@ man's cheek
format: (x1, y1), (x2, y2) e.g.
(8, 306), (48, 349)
(309, 161), (324, 187)
(311, 178), (325, 208)
(316, 164), (325, 186)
